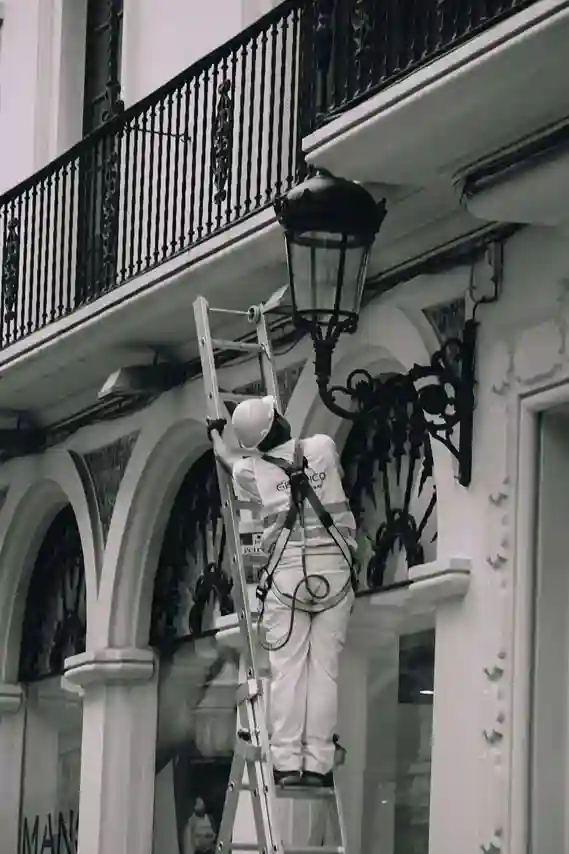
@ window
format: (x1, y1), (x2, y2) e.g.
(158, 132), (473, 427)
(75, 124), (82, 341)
(18, 506), (85, 854)
(77, 0), (123, 304)
(83, 0), (123, 135)
(360, 630), (434, 854)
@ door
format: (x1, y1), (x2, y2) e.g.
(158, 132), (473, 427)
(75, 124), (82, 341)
(76, 0), (123, 305)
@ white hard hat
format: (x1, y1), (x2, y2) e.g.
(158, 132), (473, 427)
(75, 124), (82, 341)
(231, 395), (276, 450)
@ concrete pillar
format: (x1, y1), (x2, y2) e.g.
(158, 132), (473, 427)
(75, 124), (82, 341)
(0, 683), (25, 853)
(64, 647), (158, 854)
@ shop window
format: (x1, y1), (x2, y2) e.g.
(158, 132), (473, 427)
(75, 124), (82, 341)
(151, 454), (239, 853)
(341, 395), (437, 593)
(361, 629), (435, 854)
(150, 451), (234, 648)
(18, 505), (85, 854)
(152, 635), (239, 854)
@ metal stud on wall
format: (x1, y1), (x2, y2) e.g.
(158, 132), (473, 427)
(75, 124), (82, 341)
(19, 506), (86, 682)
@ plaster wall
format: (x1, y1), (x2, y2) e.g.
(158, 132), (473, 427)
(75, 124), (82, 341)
(0, 0), (250, 194)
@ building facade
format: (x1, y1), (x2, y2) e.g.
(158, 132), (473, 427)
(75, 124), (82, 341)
(0, 1), (568, 853)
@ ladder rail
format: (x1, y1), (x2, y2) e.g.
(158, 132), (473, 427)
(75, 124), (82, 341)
(194, 296), (285, 854)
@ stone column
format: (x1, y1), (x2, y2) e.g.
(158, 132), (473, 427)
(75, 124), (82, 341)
(64, 647), (158, 854)
(0, 683), (25, 853)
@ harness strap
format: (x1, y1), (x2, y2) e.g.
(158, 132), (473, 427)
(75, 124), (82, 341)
(256, 441), (357, 606)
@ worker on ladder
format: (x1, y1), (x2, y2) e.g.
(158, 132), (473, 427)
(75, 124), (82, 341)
(207, 395), (358, 791)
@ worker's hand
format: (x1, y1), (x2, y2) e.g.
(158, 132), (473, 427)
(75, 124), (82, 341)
(206, 417), (227, 441)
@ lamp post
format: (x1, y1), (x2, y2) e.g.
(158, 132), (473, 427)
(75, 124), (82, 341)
(274, 168), (477, 487)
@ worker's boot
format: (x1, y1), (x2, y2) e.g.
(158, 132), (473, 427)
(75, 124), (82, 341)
(302, 771), (334, 788)
(273, 769), (303, 787)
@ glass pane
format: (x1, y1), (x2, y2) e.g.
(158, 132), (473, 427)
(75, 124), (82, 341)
(290, 238), (340, 317)
(289, 235), (368, 322)
(152, 636), (239, 854)
(19, 678), (83, 852)
(361, 630), (434, 854)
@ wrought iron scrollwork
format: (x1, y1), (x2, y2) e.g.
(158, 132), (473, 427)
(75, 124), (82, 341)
(19, 506), (86, 682)
(150, 451), (234, 647)
(341, 381), (437, 590)
(100, 147), (121, 284)
(2, 215), (20, 322)
(212, 80), (234, 205)
(314, 319), (477, 486)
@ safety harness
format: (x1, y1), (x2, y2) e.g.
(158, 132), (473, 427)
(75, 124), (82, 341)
(255, 441), (358, 640)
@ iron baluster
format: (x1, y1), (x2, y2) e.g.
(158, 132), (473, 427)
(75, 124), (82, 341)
(178, 81), (191, 250)
(19, 193), (29, 339)
(255, 27), (268, 209)
(245, 34), (258, 214)
(207, 61), (219, 235)
(227, 48), (238, 224)
(286, 8), (299, 188)
(235, 42), (248, 220)
(264, 20), (279, 204)
(198, 67), (210, 240)
(188, 73), (200, 244)
(145, 104), (157, 265)
(154, 100), (165, 263)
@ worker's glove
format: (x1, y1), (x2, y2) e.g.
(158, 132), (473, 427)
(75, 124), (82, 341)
(206, 417), (227, 442)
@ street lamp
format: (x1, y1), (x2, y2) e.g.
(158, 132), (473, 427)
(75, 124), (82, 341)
(273, 169), (386, 410)
(274, 168), (478, 487)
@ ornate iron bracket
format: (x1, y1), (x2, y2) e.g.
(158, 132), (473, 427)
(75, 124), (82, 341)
(312, 318), (477, 487)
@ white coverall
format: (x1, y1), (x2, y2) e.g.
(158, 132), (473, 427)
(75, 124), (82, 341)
(233, 434), (356, 775)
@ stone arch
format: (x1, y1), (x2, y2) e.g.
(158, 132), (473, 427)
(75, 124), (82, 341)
(0, 450), (99, 683)
(97, 389), (212, 649)
(284, 303), (461, 564)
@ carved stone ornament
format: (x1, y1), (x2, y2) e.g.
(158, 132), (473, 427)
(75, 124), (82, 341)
(19, 505), (86, 682)
(83, 431), (138, 540)
(424, 297), (466, 349)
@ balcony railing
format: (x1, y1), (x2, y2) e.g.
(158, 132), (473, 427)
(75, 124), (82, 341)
(302, 0), (543, 131)
(0, 0), (545, 350)
(0, 0), (307, 348)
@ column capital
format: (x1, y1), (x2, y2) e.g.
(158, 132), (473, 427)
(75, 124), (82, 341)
(64, 647), (155, 689)
(0, 682), (23, 715)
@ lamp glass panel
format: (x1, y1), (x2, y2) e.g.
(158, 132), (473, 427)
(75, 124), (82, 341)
(288, 232), (370, 322)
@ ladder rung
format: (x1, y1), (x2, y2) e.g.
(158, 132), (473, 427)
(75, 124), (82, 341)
(237, 783), (335, 800)
(286, 848), (344, 854)
(220, 391), (265, 403)
(231, 845), (343, 854)
(208, 307), (250, 316)
(212, 338), (264, 353)
(230, 847), (343, 854)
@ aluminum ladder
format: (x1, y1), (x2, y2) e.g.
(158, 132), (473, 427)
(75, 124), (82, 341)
(193, 295), (348, 854)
